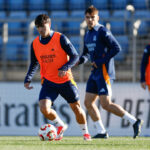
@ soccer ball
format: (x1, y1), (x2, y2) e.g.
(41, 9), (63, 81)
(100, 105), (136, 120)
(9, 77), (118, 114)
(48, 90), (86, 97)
(38, 124), (57, 141)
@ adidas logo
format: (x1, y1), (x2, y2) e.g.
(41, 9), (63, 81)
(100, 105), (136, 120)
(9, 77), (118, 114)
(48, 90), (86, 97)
(100, 88), (105, 92)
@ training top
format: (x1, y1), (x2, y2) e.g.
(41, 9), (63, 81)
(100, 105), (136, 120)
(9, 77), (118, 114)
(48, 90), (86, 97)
(24, 31), (79, 84)
(141, 44), (150, 85)
(79, 23), (121, 80)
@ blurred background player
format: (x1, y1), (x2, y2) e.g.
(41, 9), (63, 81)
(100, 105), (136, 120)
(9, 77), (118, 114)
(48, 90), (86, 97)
(77, 5), (143, 139)
(140, 44), (150, 94)
(24, 14), (91, 141)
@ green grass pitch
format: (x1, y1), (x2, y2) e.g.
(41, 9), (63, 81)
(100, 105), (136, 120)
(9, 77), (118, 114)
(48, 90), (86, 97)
(0, 136), (149, 150)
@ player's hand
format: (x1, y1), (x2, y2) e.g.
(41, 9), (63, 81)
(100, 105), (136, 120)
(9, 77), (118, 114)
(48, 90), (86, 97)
(141, 82), (146, 90)
(91, 62), (98, 68)
(58, 70), (66, 77)
(24, 82), (33, 90)
(75, 61), (80, 66)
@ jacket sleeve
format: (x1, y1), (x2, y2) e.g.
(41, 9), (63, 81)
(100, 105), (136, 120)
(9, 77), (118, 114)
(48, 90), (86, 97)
(95, 27), (121, 67)
(24, 43), (39, 83)
(140, 46), (149, 82)
(58, 34), (79, 71)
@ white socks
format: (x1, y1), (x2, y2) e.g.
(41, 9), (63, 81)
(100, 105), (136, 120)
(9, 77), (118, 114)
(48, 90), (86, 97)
(122, 112), (137, 125)
(94, 120), (106, 134)
(79, 124), (89, 135)
(52, 116), (65, 127)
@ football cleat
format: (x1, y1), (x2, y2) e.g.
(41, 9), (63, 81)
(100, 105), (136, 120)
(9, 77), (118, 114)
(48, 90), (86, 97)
(133, 119), (144, 139)
(92, 132), (109, 139)
(55, 124), (68, 141)
(83, 133), (92, 141)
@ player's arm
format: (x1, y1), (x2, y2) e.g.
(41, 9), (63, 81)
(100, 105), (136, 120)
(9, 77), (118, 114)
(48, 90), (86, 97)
(24, 43), (39, 89)
(140, 46), (149, 89)
(77, 43), (90, 65)
(59, 34), (79, 70)
(94, 28), (121, 67)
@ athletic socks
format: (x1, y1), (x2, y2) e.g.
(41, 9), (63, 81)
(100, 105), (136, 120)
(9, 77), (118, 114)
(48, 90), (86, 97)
(79, 123), (89, 135)
(52, 116), (65, 127)
(94, 120), (106, 134)
(122, 111), (137, 125)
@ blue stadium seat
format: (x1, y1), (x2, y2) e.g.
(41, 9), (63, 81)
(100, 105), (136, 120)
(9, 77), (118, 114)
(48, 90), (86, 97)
(0, 12), (6, 34)
(133, 11), (150, 36)
(8, 11), (27, 36)
(138, 21), (149, 36)
(92, 0), (108, 10)
(110, 11), (129, 35)
(70, 11), (85, 19)
(99, 11), (110, 25)
(115, 35), (129, 61)
(66, 21), (80, 35)
(47, 0), (67, 10)
(28, 0), (45, 10)
(29, 11), (48, 20)
(134, 10), (150, 19)
(50, 11), (68, 33)
(132, 0), (147, 10)
(18, 43), (28, 61)
(7, 0), (25, 10)
(110, 0), (128, 10)
(68, 0), (86, 10)
(50, 11), (68, 19)
(6, 36), (25, 61)
(0, 0), (5, 10)
(69, 36), (80, 53)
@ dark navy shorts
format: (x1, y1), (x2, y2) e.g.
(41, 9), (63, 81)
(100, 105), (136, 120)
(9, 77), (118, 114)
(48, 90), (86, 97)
(86, 72), (113, 96)
(39, 78), (79, 103)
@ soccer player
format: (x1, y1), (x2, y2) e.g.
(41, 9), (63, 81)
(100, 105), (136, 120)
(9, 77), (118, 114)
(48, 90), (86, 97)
(24, 14), (91, 141)
(77, 5), (143, 139)
(140, 44), (150, 94)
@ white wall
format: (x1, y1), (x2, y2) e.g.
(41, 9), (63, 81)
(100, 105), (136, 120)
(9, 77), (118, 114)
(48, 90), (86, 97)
(0, 82), (149, 136)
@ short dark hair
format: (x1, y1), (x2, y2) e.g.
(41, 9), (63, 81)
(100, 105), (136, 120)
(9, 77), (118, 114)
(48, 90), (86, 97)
(35, 14), (51, 27)
(85, 5), (99, 15)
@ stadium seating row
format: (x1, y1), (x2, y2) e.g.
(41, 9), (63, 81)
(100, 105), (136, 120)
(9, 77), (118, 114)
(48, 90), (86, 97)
(0, 10), (150, 36)
(0, 35), (129, 61)
(0, 0), (149, 11)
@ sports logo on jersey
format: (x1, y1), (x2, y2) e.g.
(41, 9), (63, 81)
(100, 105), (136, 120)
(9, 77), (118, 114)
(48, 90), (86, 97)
(144, 48), (148, 53)
(106, 31), (111, 37)
(93, 36), (96, 41)
(100, 88), (105, 93)
(86, 43), (96, 52)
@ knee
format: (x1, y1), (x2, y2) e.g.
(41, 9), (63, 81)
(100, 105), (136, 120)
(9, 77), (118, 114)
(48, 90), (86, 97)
(40, 104), (50, 116)
(84, 100), (92, 109)
(101, 103), (110, 111)
(71, 103), (83, 116)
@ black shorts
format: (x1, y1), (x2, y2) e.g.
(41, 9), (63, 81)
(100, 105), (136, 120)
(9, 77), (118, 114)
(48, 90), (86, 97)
(39, 78), (79, 103)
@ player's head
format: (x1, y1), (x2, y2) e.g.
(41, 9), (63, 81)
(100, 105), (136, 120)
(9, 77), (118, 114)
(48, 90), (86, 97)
(85, 5), (99, 30)
(35, 14), (51, 37)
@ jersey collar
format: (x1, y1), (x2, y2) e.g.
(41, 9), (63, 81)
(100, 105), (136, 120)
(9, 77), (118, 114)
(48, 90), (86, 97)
(93, 23), (103, 31)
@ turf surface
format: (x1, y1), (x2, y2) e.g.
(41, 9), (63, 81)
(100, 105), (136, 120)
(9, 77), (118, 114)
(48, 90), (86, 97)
(0, 136), (149, 150)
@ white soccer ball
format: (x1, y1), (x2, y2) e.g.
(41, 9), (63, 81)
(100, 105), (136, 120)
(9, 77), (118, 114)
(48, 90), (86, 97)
(38, 124), (57, 141)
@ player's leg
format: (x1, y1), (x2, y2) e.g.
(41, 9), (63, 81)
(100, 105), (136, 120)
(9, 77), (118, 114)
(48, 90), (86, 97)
(39, 79), (67, 140)
(97, 73), (143, 138)
(84, 77), (108, 138)
(84, 92), (108, 138)
(99, 95), (143, 138)
(39, 99), (65, 126)
(60, 80), (91, 141)
(69, 100), (91, 140)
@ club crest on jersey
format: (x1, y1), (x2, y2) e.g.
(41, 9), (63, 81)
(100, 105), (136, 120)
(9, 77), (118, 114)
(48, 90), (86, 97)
(93, 36), (96, 41)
